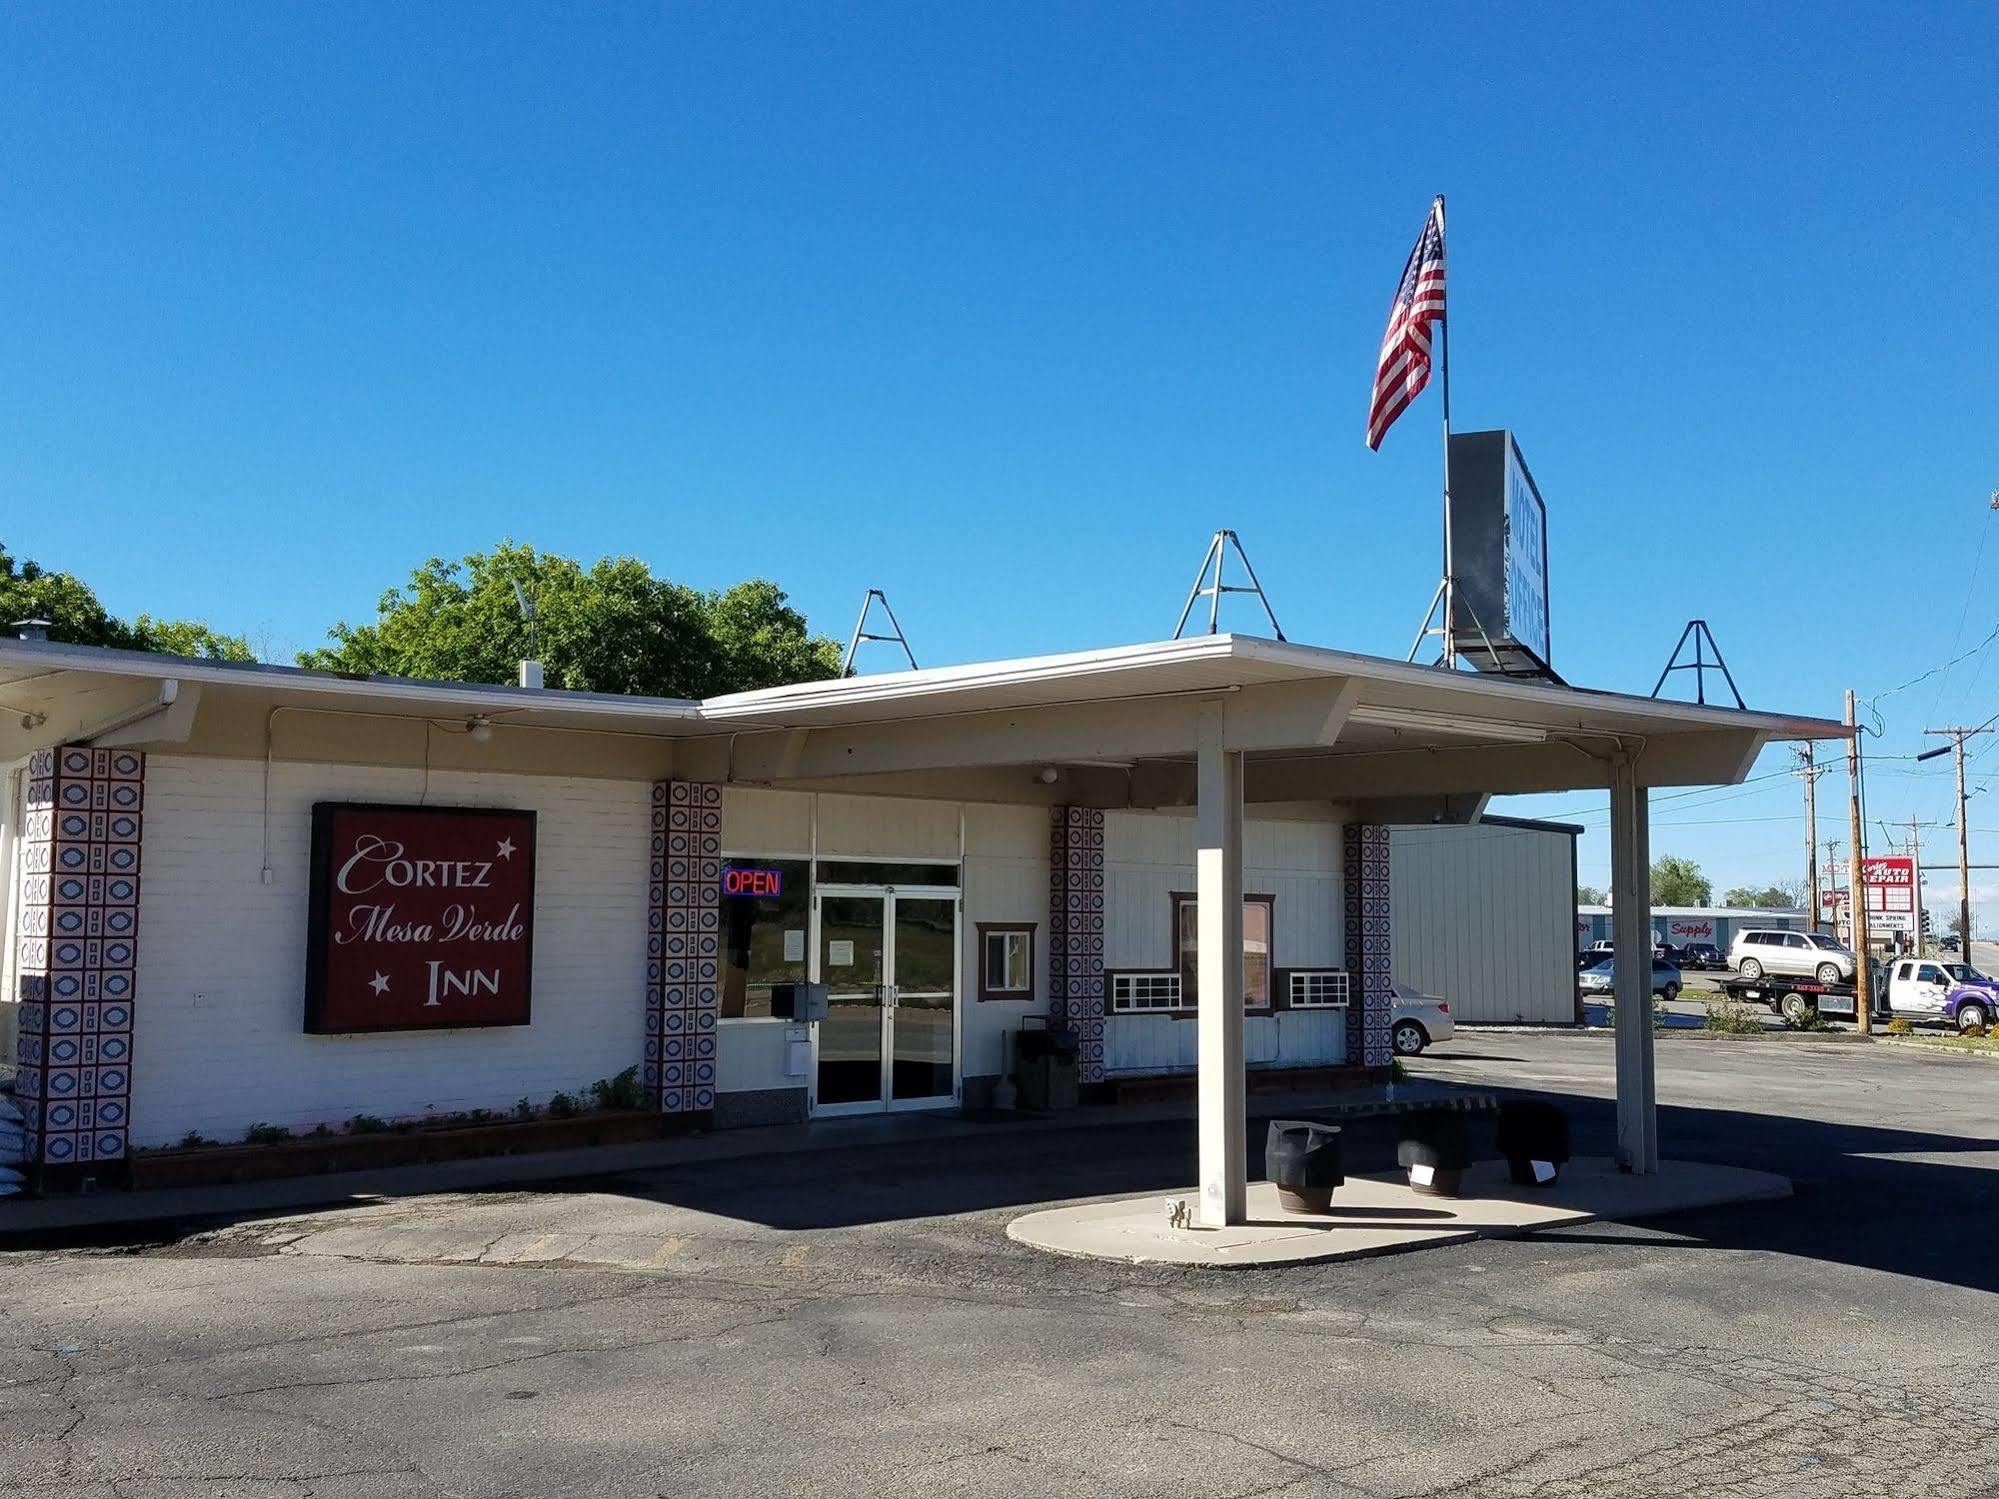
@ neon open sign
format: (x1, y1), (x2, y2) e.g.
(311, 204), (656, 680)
(723, 866), (784, 898)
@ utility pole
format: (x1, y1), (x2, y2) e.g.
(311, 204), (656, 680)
(1793, 745), (1828, 932)
(1821, 837), (1843, 937)
(1922, 725), (1992, 955)
(1878, 815), (1940, 956)
(1845, 691), (1873, 1033)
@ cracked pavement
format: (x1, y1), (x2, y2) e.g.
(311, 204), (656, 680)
(3, 1034), (1997, 1497)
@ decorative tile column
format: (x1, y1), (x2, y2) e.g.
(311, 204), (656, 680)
(14, 747), (144, 1183)
(1342, 822), (1393, 1069)
(1047, 806), (1106, 1084)
(646, 781), (721, 1116)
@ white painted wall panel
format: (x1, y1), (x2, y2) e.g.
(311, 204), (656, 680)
(133, 755), (651, 1145)
(722, 787), (812, 855)
(1105, 1010), (1346, 1074)
(813, 793), (959, 858)
(959, 803), (1050, 1080)
(1391, 822), (1575, 1025)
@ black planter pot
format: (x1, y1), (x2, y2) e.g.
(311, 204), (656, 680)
(1396, 1110), (1471, 1197)
(1265, 1120), (1344, 1213)
(1495, 1099), (1571, 1187)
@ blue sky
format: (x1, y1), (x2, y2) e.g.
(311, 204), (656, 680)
(5, 5), (1997, 912)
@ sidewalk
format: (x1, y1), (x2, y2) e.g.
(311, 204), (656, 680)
(0, 1079), (1475, 1244)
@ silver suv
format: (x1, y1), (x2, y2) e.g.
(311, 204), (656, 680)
(1729, 928), (1856, 985)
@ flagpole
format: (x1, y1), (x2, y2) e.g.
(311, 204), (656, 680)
(1436, 194), (1455, 668)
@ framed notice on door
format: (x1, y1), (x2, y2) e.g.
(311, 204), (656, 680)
(304, 803), (538, 1033)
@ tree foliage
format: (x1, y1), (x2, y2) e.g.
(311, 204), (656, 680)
(1650, 854), (1712, 907)
(1577, 884), (1606, 905)
(0, 542), (253, 660)
(1722, 883), (1806, 910)
(297, 542), (841, 699)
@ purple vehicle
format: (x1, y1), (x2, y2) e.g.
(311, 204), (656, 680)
(1885, 959), (1996, 1031)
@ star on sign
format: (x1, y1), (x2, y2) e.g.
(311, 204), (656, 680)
(496, 837), (517, 860)
(367, 972), (391, 995)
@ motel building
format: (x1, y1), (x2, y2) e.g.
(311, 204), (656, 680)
(0, 630), (1842, 1224)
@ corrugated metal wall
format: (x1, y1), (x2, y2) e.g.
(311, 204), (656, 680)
(1392, 822), (1576, 1025)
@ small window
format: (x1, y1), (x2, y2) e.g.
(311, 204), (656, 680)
(1783, 933), (1809, 949)
(977, 923), (1035, 1002)
(1173, 893), (1275, 1008)
(1917, 964), (1946, 985)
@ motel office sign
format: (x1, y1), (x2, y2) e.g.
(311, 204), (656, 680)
(304, 803), (538, 1032)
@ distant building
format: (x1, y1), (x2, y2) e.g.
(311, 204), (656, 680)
(1576, 905), (1807, 952)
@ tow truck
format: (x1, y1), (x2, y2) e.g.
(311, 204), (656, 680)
(1721, 957), (1997, 1030)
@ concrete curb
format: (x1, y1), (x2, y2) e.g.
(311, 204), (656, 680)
(1876, 1038), (1999, 1062)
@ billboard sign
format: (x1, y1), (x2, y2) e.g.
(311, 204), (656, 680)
(1447, 429), (1553, 675)
(1861, 855), (1916, 934)
(305, 803), (537, 1033)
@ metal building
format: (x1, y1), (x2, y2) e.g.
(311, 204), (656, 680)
(1575, 905), (1807, 952)
(1392, 816), (1581, 1025)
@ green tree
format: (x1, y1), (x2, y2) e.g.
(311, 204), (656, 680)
(0, 542), (253, 660)
(1650, 855), (1712, 907)
(299, 542), (840, 698)
(1577, 884), (1606, 905)
(1722, 885), (1791, 909)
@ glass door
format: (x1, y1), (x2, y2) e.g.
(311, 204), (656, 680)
(890, 894), (957, 1105)
(812, 884), (959, 1114)
(817, 893), (888, 1108)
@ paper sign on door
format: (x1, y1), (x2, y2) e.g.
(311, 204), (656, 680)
(828, 940), (855, 967)
(783, 929), (806, 963)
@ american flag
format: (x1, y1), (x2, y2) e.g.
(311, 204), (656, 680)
(1365, 198), (1446, 451)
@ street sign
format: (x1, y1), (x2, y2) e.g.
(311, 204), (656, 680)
(1861, 855), (1916, 935)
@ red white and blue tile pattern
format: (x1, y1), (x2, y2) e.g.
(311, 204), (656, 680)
(14, 746), (144, 1171)
(646, 781), (721, 1114)
(1342, 822), (1393, 1068)
(1047, 806), (1106, 1084)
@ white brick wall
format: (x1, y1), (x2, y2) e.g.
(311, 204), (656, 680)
(132, 755), (650, 1146)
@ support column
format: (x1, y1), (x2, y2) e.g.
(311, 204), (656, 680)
(646, 780), (721, 1118)
(14, 746), (145, 1188)
(1194, 700), (1246, 1228)
(1609, 756), (1658, 1173)
(1342, 824), (1394, 1069)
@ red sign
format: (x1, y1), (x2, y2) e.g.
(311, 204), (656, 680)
(1665, 918), (1714, 942)
(723, 865), (784, 898)
(305, 804), (537, 1033)
(1860, 855), (1916, 931)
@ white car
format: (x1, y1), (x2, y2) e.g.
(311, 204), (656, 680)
(1390, 983), (1454, 1056)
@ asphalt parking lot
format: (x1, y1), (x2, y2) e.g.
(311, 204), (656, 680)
(4, 1032), (1997, 1498)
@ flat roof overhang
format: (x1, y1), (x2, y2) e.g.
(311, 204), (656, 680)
(0, 634), (1848, 809)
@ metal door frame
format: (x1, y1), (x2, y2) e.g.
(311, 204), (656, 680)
(809, 880), (962, 1117)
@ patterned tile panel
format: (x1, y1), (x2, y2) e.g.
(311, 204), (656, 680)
(646, 781), (721, 1114)
(1342, 822), (1393, 1068)
(1047, 806), (1106, 1084)
(15, 746), (144, 1172)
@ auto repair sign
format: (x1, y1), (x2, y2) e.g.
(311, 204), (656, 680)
(1665, 919), (1714, 942)
(1861, 855), (1916, 933)
(305, 803), (537, 1032)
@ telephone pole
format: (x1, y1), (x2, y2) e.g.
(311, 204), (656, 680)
(1794, 745), (1829, 931)
(1821, 838), (1843, 936)
(1922, 725), (1992, 954)
(1844, 691), (1873, 1033)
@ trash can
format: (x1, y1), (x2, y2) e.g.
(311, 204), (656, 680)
(1396, 1109), (1471, 1197)
(1015, 1026), (1080, 1112)
(1265, 1120), (1344, 1213)
(1494, 1099), (1570, 1187)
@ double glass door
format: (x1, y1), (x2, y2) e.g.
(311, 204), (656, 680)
(814, 886), (958, 1114)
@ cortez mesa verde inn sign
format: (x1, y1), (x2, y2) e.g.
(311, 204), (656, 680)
(304, 803), (538, 1033)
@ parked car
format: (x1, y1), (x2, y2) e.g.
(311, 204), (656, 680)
(1729, 928), (1856, 985)
(1577, 958), (1682, 1001)
(1652, 941), (1682, 963)
(1679, 942), (1727, 971)
(1884, 959), (1995, 1032)
(1938, 934), (1963, 954)
(1389, 983), (1454, 1056)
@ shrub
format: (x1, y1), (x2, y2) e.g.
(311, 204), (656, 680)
(1886, 1017), (1914, 1036)
(589, 1066), (648, 1112)
(306, 1123), (334, 1139)
(244, 1122), (291, 1146)
(1784, 1004), (1835, 1033)
(547, 1091), (580, 1119)
(1704, 997), (1764, 1035)
(178, 1131), (212, 1150)
(514, 1096), (536, 1121)
(1964, 1022), (1989, 1039)
(348, 1113), (390, 1135)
